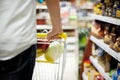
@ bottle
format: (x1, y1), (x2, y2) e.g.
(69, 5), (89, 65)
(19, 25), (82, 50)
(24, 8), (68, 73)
(112, 63), (120, 80)
(109, 26), (117, 48)
(116, 0), (120, 18)
(112, 37), (120, 52)
(108, 3), (113, 17)
(101, 0), (106, 16)
(104, 0), (111, 16)
(94, 72), (104, 80)
(112, 0), (117, 17)
(103, 24), (111, 44)
(111, 26), (120, 52)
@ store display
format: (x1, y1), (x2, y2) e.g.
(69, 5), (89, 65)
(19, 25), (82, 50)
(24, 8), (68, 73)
(82, 2), (120, 79)
(91, 20), (120, 53)
(94, 0), (120, 19)
(83, 59), (105, 80)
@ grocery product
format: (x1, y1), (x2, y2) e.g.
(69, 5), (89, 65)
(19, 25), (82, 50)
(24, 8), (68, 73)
(112, 37), (120, 52)
(112, 63), (120, 80)
(91, 20), (104, 39)
(44, 41), (64, 62)
(103, 24), (111, 44)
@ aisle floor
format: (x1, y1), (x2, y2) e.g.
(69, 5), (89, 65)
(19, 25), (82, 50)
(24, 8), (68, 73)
(63, 52), (78, 80)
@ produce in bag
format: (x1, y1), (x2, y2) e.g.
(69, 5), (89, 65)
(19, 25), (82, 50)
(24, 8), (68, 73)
(44, 41), (64, 62)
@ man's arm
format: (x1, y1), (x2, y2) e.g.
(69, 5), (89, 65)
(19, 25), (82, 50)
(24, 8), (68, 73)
(46, 0), (63, 40)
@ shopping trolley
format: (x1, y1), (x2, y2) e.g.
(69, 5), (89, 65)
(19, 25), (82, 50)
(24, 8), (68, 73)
(32, 32), (67, 80)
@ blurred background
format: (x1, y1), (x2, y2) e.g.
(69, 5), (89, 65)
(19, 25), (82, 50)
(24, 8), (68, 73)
(35, 0), (120, 80)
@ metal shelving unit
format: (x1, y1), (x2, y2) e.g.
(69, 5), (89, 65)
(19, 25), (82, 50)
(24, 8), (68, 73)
(89, 13), (120, 25)
(86, 13), (120, 80)
(90, 35), (120, 62)
(36, 25), (77, 30)
(89, 56), (112, 80)
(36, 5), (47, 9)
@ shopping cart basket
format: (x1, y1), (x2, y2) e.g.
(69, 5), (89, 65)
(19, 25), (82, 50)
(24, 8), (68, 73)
(32, 32), (67, 80)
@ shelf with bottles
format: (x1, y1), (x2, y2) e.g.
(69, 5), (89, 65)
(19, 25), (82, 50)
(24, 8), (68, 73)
(81, 39), (120, 80)
(77, 8), (93, 22)
(90, 35), (120, 62)
(89, 56), (112, 80)
(82, 59), (106, 80)
(90, 19), (120, 62)
(93, 0), (120, 25)
(90, 43), (120, 80)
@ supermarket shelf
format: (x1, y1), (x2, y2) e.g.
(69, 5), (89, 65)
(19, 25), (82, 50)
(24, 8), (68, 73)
(66, 37), (78, 43)
(82, 72), (88, 80)
(36, 25), (77, 30)
(66, 37), (77, 52)
(79, 7), (93, 10)
(90, 36), (120, 62)
(78, 16), (94, 21)
(89, 56), (112, 80)
(36, 5), (47, 9)
(66, 45), (76, 51)
(89, 13), (120, 25)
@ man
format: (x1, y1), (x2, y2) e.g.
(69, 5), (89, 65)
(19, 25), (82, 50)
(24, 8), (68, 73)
(0, 0), (63, 80)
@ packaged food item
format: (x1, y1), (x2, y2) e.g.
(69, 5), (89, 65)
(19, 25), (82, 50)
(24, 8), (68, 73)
(112, 0), (117, 17)
(94, 1), (102, 15)
(44, 41), (64, 62)
(112, 37), (120, 52)
(112, 63), (120, 80)
(91, 20), (104, 39)
(83, 60), (91, 80)
(116, 0), (120, 18)
(94, 72), (104, 80)
(105, 53), (111, 72)
(84, 60), (91, 73)
(109, 27), (117, 48)
(103, 24), (111, 44)
(110, 26), (120, 52)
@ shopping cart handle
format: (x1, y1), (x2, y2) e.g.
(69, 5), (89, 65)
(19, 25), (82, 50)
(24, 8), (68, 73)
(58, 32), (67, 40)
(37, 32), (67, 40)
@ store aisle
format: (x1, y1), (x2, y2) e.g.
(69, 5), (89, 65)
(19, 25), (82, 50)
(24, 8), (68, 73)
(63, 52), (79, 80)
